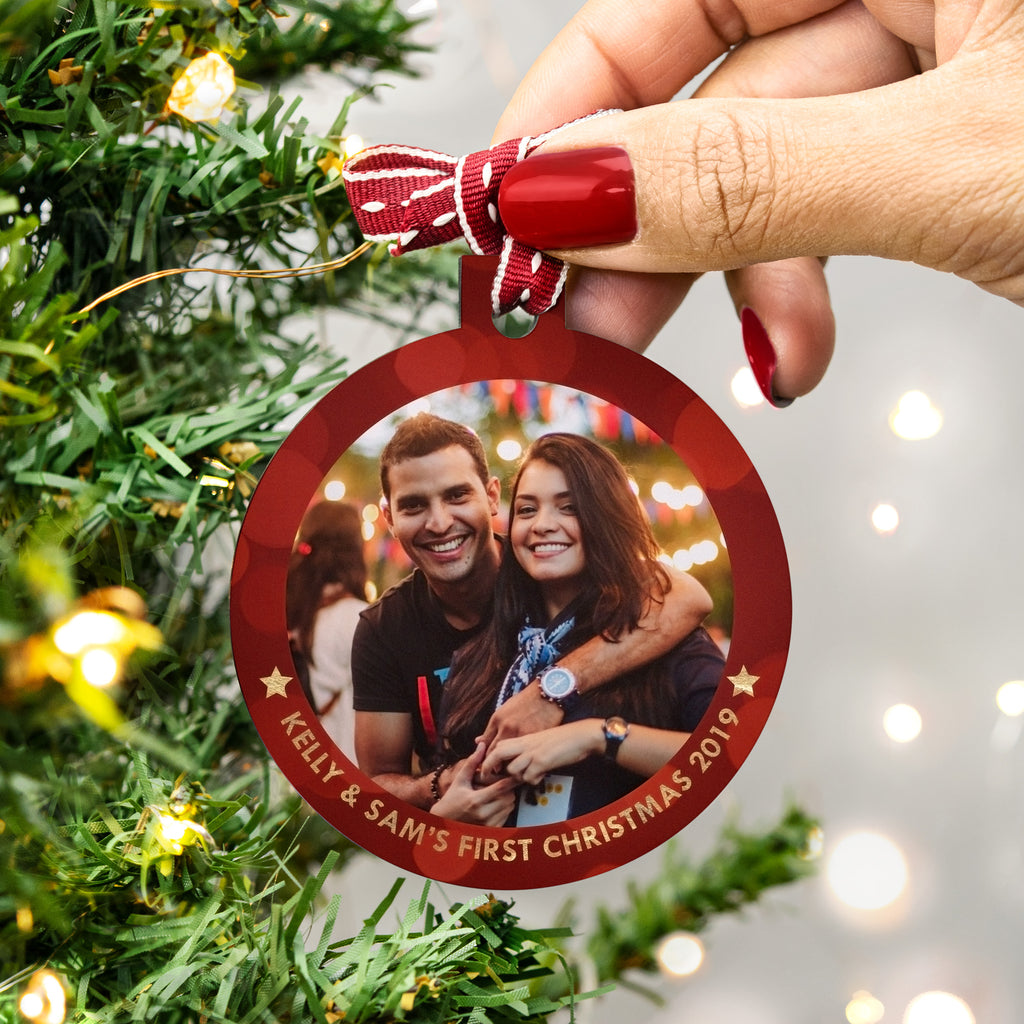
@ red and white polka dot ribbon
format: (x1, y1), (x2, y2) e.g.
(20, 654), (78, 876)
(342, 111), (616, 317)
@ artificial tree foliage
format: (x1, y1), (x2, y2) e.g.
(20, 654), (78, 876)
(0, 2), (818, 1020)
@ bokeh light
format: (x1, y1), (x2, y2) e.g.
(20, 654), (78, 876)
(827, 831), (908, 910)
(731, 366), (766, 408)
(324, 480), (347, 501)
(53, 610), (126, 656)
(846, 990), (885, 1024)
(884, 703), (922, 742)
(903, 991), (974, 1024)
(80, 648), (120, 688)
(496, 439), (523, 461)
(343, 134), (366, 158)
(656, 932), (705, 977)
(996, 680), (1024, 717)
(890, 390), (943, 440)
(872, 503), (900, 534)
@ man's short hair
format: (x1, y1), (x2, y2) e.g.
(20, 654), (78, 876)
(379, 412), (490, 499)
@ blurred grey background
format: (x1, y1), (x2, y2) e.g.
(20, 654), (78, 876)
(291, 4), (1024, 1022)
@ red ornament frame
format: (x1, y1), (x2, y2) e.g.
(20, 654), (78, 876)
(230, 256), (790, 888)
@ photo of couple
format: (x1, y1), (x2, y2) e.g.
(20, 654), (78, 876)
(287, 392), (728, 829)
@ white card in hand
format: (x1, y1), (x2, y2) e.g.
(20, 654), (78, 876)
(514, 774), (573, 826)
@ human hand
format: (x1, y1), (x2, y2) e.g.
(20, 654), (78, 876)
(478, 681), (563, 753)
(494, 1), (1024, 404)
(482, 721), (603, 786)
(430, 743), (518, 826)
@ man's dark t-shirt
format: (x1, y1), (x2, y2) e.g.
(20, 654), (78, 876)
(351, 568), (487, 768)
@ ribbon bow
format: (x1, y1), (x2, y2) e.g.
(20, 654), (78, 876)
(342, 111), (616, 317)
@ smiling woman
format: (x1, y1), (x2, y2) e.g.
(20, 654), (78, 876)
(436, 433), (726, 825)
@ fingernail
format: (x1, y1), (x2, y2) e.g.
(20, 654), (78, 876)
(498, 146), (636, 249)
(741, 307), (794, 409)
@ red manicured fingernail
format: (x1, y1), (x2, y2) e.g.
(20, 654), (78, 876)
(498, 146), (636, 248)
(741, 307), (794, 409)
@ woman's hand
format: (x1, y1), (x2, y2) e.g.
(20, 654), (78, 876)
(483, 719), (693, 782)
(482, 721), (604, 786)
(494, 0), (1024, 404)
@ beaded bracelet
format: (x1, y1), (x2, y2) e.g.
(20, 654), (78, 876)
(429, 763), (446, 806)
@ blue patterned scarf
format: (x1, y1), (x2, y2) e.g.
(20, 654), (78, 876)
(494, 610), (576, 710)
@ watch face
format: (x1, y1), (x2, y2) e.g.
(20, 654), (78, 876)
(605, 717), (629, 740)
(542, 667), (575, 698)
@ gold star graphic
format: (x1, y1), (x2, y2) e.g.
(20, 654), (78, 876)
(728, 666), (759, 697)
(261, 667), (292, 698)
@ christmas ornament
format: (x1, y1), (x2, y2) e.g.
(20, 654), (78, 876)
(231, 250), (791, 888)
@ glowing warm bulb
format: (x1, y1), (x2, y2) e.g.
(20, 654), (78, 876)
(996, 680), (1024, 717)
(158, 813), (189, 843)
(672, 548), (694, 571)
(167, 52), (236, 123)
(343, 134), (366, 158)
(324, 480), (347, 501)
(361, 520), (375, 542)
(651, 480), (673, 504)
(362, 504), (379, 522)
(496, 439), (523, 462)
(872, 503), (900, 534)
(680, 484), (704, 507)
(19, 970), (66, 1024)
(846, 990), (885, 1024)
(80, 648), (120, 688)
(731, 366), (766, 408)
(802, 825), (825, 861)
(53, 610), (126, 656)
(827, 831), (908, 910)
(890, 390), (942, 440)
(656, 932), (704, 977)
(691, 539), (719, 564)
(903, 991), (974, 1024)
(884, 703), (922, 742)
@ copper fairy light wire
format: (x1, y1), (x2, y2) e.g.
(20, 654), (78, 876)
(75, 240), (373, 316)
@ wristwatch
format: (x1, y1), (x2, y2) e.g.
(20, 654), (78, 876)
(602, 716), (630, 760)
(538, 665), (579, 711)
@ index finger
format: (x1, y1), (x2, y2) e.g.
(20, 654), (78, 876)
(493, 0), (849, 141)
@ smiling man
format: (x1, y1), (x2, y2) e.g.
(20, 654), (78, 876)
(351, 412), (713, 824)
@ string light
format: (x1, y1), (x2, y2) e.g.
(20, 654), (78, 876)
(995, 680), (1024, 717)
(167, 52), (236, 123)
(827, 831), (908, 910)
(883, 703), (922, 742)
(802, 825), (825, 860)
(18, 970), (66, 1024)
(655, 932), (705, 977)
(496, 438), (522, 461)
(151, 782), (216, 856)
(343, 134), (366, 159)
(731, 366), (765, 408)
(890, 390), (942, 440)
(80, 648), (120, 688)
(324, 480), (347, 501)
(53, 610), (126, 655)
(903, 991), (974, 1024)
(871, 503), (900, 534)
(846, 990), (884, 1024)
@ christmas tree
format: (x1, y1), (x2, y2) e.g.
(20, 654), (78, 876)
(0, 3), (817, 1020)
